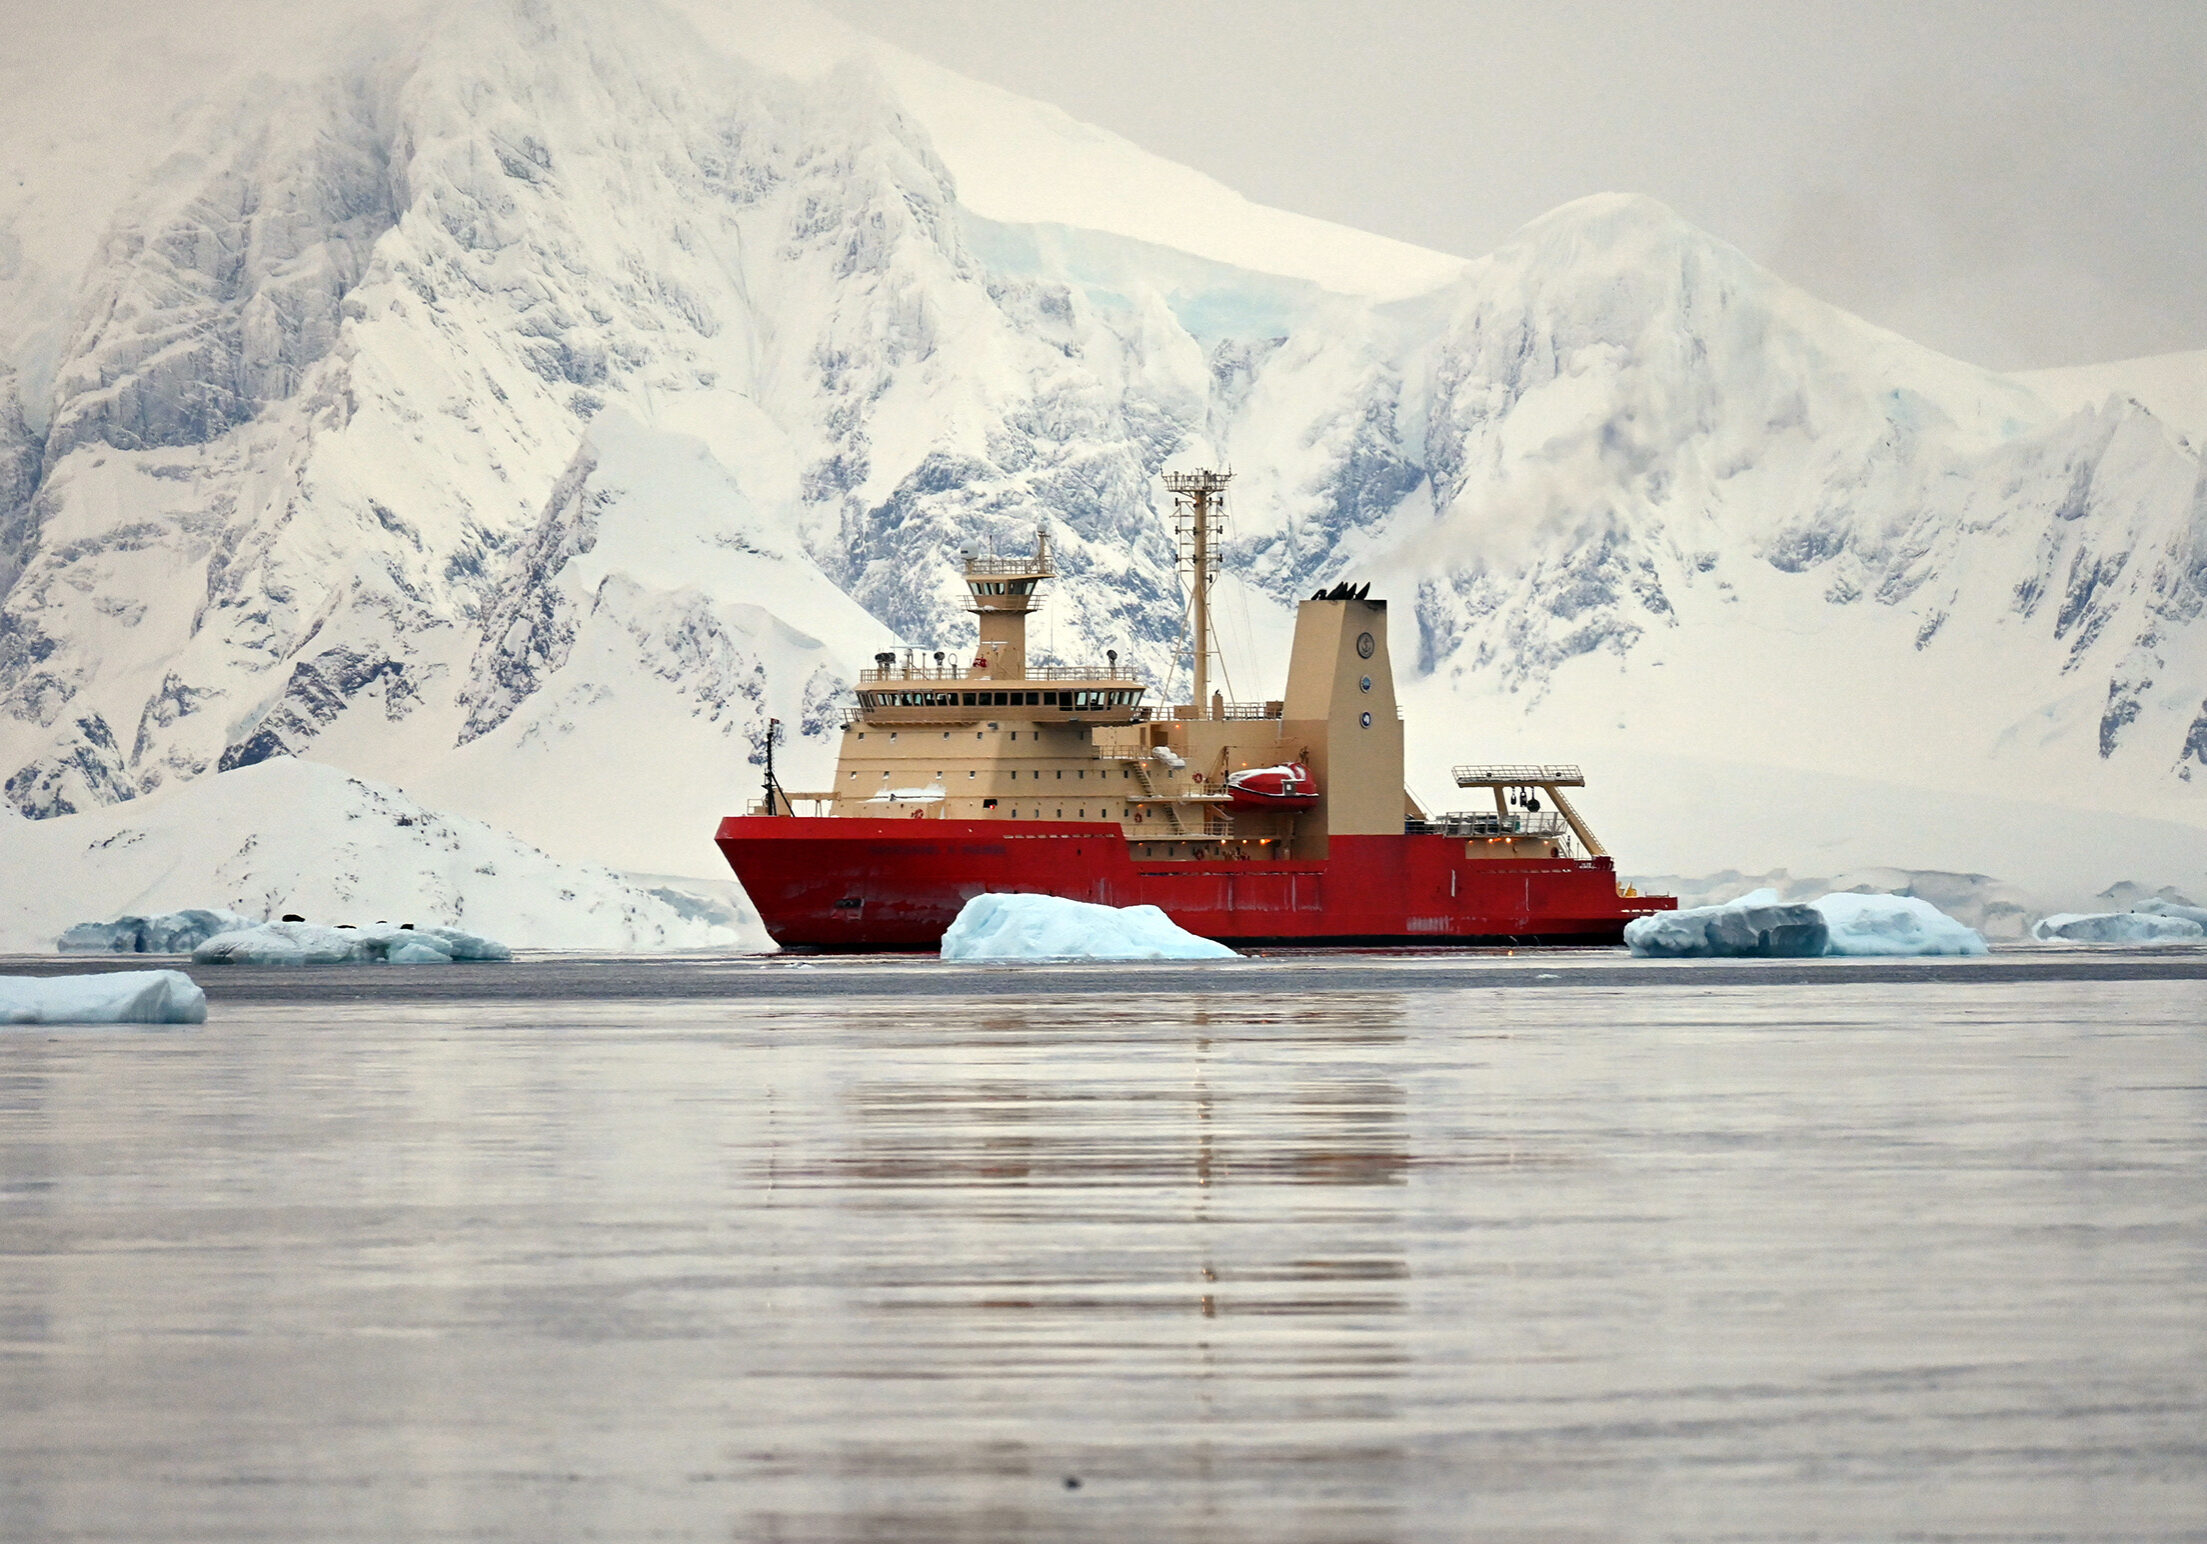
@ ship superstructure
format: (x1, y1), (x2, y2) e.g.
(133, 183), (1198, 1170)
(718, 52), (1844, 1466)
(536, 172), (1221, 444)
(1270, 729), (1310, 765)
(717, 468), (1672, 946)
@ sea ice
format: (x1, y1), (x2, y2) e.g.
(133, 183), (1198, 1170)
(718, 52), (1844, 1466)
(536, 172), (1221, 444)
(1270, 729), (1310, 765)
(2030, 912), (2206, 944)
(940, 894), (1237, 962)
(1623, 890), (1829, 958)
(1, 971), (207, 1026)
(58, 910), (257, 954)
(191, 921), (512, 965)
(1810, 893), (1989, 957)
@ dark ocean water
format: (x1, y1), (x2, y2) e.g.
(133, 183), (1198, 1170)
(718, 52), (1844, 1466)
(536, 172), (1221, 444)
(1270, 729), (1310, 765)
(2, 972), (2202, 1541)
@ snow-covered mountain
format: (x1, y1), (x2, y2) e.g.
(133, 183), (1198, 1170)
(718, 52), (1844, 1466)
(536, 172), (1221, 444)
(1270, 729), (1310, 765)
(2, 0), (2202, 898)
(0, 757), (758, 952)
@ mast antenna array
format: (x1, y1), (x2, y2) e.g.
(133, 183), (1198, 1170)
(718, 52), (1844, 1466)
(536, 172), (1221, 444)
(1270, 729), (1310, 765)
(1163, 468), (1231, 711)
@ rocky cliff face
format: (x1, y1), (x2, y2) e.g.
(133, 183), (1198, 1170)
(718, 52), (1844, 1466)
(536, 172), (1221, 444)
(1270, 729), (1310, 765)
(0, 0), (2200, 876)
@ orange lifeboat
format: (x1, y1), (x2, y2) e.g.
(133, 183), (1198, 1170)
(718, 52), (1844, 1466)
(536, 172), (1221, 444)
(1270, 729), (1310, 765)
(1225, 762), (1319, 811)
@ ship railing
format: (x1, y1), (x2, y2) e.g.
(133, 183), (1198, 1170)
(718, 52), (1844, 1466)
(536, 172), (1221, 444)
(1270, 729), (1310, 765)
(1015, 665), (1146, 683)
(961, 554), (1057, 576)
(1451, 763), (1586, 787)
(1415, 811), (1569, 838)
(1147, 700), (1284, 721)
(858, 663), (1145, 684)
(746, 794), (835, 815)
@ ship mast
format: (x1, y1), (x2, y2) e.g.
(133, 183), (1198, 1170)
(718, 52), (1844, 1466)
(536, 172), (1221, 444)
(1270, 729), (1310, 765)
(1163, 469), (1230, 714)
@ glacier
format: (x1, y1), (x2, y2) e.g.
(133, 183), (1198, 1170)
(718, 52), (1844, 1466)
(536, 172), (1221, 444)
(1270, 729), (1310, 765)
(0, 0), (2203, 905)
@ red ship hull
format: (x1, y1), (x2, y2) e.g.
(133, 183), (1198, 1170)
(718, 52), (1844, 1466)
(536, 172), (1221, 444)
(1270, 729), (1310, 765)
(714, 816), (1673, 949)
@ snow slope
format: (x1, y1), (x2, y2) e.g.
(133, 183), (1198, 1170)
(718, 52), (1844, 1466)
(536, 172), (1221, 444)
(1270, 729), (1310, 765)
(653, 0), (1471, 301)
(0, 756), (760, 953)
(0, 0), (2203, 901)
(2014, 350), (2207, 446)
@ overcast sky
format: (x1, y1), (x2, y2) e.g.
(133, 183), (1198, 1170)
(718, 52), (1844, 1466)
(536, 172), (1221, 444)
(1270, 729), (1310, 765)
(821, 0), (2206, 371)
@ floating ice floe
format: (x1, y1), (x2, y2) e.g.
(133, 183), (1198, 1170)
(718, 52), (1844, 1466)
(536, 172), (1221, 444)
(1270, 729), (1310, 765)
(940, 894), (1237, 961)
(1625, 888), (1989, 958)
(2, 971), (207, 1026)
(191, 921), (513, 966)
(58, 910), (257, 954)
(2029, 912), (2206, 944)
(1623, 890), (1829, 958)
(1808, 893), (1989, 957)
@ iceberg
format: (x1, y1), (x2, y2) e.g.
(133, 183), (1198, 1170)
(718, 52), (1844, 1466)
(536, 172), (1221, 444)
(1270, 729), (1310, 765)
(191, 921), (513, 965)
(58, 909), (257, 954)
(1809, 893), (1989, 957)
(2030, 912), (2205, 944)
(2, 971), (207, 1026)
(1623, 890), (1829, 958)
(940, 894), (1237, 962)
(2130, 899), (2207, 929)
(1627, 887), (1989, 958)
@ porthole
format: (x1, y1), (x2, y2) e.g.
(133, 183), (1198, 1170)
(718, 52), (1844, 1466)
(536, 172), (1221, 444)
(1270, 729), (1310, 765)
(1360, 675), (1372, 693)
(1360, 711), (1373, 728)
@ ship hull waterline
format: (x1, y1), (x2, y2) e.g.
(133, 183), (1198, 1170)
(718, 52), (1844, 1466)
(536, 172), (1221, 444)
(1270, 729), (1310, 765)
(715, 816), (1674, 950)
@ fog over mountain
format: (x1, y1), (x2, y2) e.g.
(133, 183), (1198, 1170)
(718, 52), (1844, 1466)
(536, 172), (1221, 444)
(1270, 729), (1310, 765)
(1, 0), (2203, 901)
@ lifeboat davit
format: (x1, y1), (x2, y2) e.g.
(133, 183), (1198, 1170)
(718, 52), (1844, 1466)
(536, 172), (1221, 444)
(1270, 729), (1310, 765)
(1225, 762), (1319, 810)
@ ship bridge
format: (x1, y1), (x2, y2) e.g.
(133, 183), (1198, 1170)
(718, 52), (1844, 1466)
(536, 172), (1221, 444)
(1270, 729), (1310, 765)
(853, 659), (1148, 726)
(847, 527), (1150, 727)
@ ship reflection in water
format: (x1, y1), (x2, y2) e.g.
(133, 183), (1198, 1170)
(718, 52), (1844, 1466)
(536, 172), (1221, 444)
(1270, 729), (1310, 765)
(2, 978), (2202, 1541)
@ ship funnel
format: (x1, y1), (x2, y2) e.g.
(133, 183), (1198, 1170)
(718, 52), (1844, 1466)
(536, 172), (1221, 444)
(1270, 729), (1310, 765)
(1281, 586), (1402, 854)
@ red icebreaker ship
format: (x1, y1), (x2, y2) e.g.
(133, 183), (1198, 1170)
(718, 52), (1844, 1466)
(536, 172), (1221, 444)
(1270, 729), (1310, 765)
(716, 468), (1673, 948)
